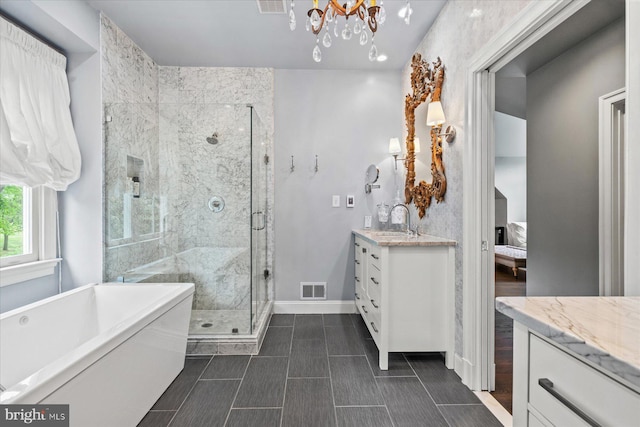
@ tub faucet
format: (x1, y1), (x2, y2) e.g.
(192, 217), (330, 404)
(390, 203), (417, 235)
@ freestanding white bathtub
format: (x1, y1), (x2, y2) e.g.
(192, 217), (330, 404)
(0, 282), (194, 427)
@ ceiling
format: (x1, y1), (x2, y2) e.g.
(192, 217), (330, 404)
(86, 0), (446, 70)
(495, 0), (625, 119)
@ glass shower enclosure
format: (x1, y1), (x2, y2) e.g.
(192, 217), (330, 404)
(104, 102), (270, 337)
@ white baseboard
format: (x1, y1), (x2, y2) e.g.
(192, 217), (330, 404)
(273, 300), (357, 314)
(455, 353), (476, 389)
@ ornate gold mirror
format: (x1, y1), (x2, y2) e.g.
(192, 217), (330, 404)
(404, 54), (450, 218)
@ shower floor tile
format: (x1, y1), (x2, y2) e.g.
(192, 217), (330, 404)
(189, 309), (251, 335)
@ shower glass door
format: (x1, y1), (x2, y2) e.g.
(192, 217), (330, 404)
(251, 107), (269, 332)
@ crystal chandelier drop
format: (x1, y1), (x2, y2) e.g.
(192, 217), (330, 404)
(288, 0), (410, 63)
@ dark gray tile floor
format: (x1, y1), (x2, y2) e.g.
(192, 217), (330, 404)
(139, 314), (503, 427)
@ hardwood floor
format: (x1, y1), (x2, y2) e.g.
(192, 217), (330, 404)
(491, 265), (526, 414)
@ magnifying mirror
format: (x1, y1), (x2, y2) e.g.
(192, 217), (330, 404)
(365, 164), (380, 194)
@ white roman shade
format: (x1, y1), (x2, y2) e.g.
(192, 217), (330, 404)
(0, 16), (81, 191)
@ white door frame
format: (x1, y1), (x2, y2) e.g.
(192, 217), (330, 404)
(461, 0), (591, 391)
(599, 88), (626, 296)
(624, 0), (640, 297)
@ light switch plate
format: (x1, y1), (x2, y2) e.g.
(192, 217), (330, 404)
(346, 195), (355, 208)
(332, 195), (340, 207)
(364, 215), (372, 228)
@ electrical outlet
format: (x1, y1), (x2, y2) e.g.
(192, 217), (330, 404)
(332, 195), (340, 207)
(364, 215), (372, 228)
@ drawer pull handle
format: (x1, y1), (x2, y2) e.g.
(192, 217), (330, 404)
(370, 322), (379, 333)
(362, 248), (367, 253)
(355, 292), (360, 300)
(371, 254), (379, 260)
(538, 378), (602, 427)
(370, 299), (379, 308)
(370, 277), (379, 285)
(361, 305), (368, 314)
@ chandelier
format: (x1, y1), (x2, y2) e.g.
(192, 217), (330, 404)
(288, 0), (412, 63)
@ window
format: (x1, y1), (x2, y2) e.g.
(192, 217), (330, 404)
(0, 185), (58, 286)
(0, 186), (35, 265)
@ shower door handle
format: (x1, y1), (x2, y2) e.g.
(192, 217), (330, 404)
(252, 211), (266, 230)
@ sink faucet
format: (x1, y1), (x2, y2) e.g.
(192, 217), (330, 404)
(390, 204), (416, 235)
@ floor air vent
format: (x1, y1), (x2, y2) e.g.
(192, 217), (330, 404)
(256, 0), (287, 14)
(300, 282), (327, 300)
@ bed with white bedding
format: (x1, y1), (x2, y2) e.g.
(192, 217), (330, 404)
(495, 222), (527, 277)
(495, 245), (527, 277)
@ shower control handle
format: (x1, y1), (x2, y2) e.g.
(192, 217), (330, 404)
(252, 211), (266, 230)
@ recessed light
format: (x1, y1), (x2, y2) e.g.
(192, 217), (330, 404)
(377, 54), (388, 62)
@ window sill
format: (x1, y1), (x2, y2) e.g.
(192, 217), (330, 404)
(0, 258), (62, 288)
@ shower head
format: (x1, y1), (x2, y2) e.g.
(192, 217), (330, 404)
(206, 133), (219, 144)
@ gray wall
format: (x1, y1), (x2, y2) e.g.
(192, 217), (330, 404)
(495, 158), (527, 223)
(527, 19), (625, 296)
(495, 111), (527, 223)
(62, 45), (103, 289)
(274, 69), (403, 301)
(0, 0), (102, 312)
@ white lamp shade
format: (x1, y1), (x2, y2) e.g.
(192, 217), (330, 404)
(426, 101), (446, 126)
(414, 137), (420, 153)
(388, 137), (402, 154)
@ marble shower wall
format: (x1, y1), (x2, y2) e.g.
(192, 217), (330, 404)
(402, 0), (533, 354)
(101, 15), (161, 281)
(101, 15), (275, 313)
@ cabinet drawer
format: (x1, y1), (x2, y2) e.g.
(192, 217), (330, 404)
(368, 310), (381, 338)
(357, 299), (372, 321)
(355, 238), (367, 264)
(354, 284), (365, 304)
(355, 243), (364, 263)
(369, 244), (381, 269)
(367, 265), (381, 301)
(368, 292), (381, 315)
(529, 334), (640, 427)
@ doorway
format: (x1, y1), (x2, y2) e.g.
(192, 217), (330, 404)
(462, 0), (626, 400)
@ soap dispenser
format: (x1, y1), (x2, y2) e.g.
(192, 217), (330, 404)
(132, 176), (140, 198)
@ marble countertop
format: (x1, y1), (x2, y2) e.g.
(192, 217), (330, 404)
(496, 296), (640, 391)
(353, 229), (456, 247)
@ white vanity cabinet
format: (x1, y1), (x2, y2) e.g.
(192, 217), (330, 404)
(352, 230), (456, 370)
(513, 324), (640, 427)
(497, 297), (640, 427)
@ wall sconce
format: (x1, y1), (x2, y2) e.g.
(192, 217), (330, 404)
(390, 137), (421, 170)
(389, 137), (403, 170)
(426, 101), (456, 143)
